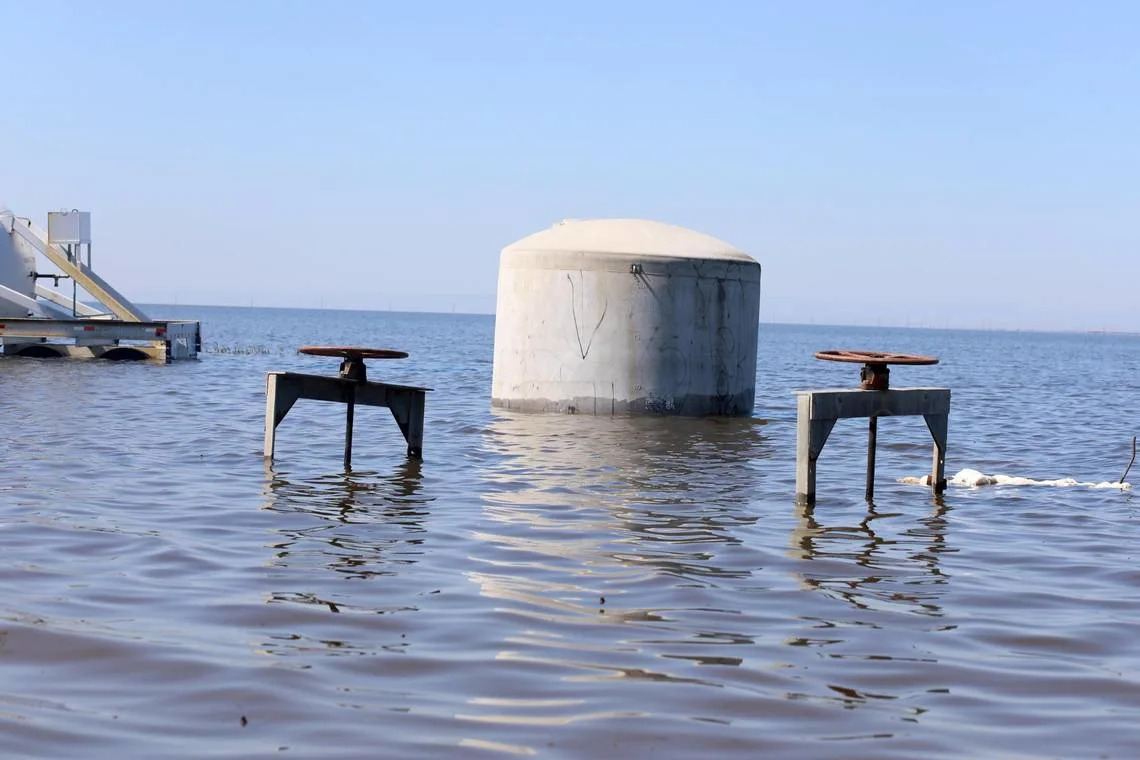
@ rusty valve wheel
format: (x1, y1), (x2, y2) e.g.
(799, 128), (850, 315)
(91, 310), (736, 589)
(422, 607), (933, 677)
(814, 349), (938, 391)
(299, 346), (408, 382)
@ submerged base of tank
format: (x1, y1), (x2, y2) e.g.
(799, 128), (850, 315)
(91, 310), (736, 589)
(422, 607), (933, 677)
(492, 388), (755, 417)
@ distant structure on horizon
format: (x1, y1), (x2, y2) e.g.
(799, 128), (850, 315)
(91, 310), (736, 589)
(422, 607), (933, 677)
(0, 205), (199, 361)
(491, 218), (761, 416)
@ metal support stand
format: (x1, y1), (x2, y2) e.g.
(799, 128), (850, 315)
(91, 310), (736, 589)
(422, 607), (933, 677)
(264, 371), (429, 467)
(795, 387), (950, 504)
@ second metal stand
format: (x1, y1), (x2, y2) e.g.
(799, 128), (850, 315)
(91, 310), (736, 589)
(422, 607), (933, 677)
(795, 387), (950, 504)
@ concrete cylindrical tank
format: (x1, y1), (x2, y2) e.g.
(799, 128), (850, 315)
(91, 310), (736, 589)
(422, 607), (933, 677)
(0, 219), (36, 318)
(491, 218), (762, 416)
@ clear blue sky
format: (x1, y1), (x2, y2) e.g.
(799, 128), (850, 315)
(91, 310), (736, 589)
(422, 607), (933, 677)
(3, 1), (1137, 330)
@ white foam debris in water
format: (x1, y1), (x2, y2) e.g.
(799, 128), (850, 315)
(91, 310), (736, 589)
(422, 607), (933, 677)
(899, 468), (1132, 490)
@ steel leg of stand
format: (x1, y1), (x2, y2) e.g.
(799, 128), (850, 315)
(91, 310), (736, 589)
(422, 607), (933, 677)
(866, 415), (878, 501)
(344, 386), (355, 470)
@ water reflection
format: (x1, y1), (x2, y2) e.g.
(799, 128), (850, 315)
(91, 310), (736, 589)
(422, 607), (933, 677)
(251, 461), (433, 660)
(264, 458), (427, 518)
(261, 459), (431, 591)
(481, 411), (770, 507)
(788, 498), (953, 617)
(776, 497), (956, 722)
(465, 411), (768, 711)
(478, 411), (769, 587)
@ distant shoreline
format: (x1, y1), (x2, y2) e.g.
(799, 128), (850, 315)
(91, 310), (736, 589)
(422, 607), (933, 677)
(130, 302), (1140, 337)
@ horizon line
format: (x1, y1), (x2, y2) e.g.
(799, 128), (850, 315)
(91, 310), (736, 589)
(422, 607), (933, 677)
(131, 301), (1139, 337)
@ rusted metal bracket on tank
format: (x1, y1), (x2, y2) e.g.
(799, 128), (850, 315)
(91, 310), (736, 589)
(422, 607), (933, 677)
(264, 346), (430, 469)
(797, 350), (949, 504)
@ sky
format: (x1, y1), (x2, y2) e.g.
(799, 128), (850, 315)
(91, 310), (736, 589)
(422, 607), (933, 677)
(2, 1), (1137, 330)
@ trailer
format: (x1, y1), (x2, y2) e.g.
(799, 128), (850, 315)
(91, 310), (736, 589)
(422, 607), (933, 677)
(0, 206), (199, 361)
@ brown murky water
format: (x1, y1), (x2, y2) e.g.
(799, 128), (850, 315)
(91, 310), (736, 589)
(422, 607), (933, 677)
(2, 307), (1138, 758)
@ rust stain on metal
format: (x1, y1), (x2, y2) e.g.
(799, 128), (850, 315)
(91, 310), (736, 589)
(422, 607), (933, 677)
(814, 349), (939, 391)
(299, 346), (408, 360)
(299, 346), (408, 383)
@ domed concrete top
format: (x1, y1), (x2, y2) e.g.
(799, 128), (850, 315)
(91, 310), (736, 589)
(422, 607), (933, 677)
(504, 218), (755, 262)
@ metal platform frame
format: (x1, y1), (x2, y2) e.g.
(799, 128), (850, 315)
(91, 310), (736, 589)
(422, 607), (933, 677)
(796, 387), (950, 504)
(264, 371), (429, 467)
(0, 316), (200, 361)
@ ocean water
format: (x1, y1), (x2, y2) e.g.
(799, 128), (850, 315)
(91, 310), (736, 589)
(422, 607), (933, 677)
(1, 305), (1138, 759)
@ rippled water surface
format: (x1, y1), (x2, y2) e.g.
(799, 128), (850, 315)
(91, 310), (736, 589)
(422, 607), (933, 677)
(2, 306), (1139, 758)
